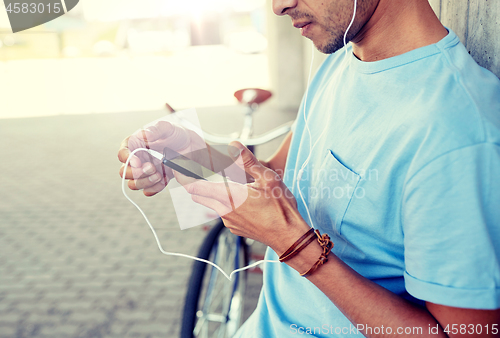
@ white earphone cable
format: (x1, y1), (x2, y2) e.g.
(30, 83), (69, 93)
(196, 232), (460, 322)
(296, 0), (357, 228)
(344, 0), (358, 58)
(122, 148), (279, 281)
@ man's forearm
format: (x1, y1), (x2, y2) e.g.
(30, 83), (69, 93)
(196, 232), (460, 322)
(284, 227), (446, 338)
(255, 130), (445, 336)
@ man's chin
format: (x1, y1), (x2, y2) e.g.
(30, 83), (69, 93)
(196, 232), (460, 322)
(314, 41), (339, 55)
(316, 36), (345, 55)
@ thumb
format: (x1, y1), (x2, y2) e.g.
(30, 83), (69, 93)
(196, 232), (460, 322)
(228, 141), (267, 182)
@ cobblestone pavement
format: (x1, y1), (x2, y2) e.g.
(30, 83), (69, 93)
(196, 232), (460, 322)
(0, 106), (295, 338)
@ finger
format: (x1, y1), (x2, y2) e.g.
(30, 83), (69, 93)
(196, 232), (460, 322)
(228, 141), (271, 183)
(133, 122), (173, 142)
(143, 180), (169, 197)
(134, 121), (187, 145)
(119, 164), (145, 180)
(222, 147), (254, 184)
(119, 162), (157, 180)
(128, 172), (164, 190)
(175, 173), (234, 208)
(191, 195), (231, 216)
(183, 173), (250, 211)
(118, 136), (142, 168)
(172, 170), (199, 186)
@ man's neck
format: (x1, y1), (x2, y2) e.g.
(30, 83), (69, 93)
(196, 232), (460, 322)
(351, 0), (448, 62)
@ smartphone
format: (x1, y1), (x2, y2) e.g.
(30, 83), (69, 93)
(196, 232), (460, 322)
(162, 147), (219, 181)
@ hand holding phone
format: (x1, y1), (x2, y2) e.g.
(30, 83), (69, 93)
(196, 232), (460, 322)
(161, 145), (251, 185)
(162, 147), (216, 181)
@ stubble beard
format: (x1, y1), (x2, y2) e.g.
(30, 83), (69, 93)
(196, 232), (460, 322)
(316, 25), (346, 54)
(314, 1), (362, 54)
(290, 1), (362, 55)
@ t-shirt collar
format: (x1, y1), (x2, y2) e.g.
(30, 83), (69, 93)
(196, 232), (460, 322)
(347, 27), (459, 74)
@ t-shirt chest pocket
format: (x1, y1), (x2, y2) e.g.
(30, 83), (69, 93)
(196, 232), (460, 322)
(308, 149), (360, 236)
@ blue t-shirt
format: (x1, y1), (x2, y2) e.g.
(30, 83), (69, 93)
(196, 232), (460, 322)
(235, 29), (500, 337)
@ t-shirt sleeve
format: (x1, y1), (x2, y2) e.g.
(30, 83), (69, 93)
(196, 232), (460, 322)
(402, 143), (500, 309)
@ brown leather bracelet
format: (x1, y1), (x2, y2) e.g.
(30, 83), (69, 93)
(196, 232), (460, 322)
(300, 230), (334, 277)
(279, 228), (315, 262)
(279, 232), (317, 262)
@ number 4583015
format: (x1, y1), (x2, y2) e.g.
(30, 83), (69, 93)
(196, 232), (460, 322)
(6, 2), (61, 14)
(443, 324), (498, 335)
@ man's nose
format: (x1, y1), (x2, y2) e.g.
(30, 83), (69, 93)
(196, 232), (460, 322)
(272, 0), (298, 16)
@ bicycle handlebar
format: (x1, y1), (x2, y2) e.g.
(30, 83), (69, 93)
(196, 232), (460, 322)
(201, 121), (293, 146)
(166, 88), (293, 147)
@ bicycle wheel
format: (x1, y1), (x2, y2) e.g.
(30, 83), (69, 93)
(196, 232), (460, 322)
(181, 220), (249, 338)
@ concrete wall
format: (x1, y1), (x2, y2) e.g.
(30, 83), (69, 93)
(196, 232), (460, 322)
(429, 0), (500, 78)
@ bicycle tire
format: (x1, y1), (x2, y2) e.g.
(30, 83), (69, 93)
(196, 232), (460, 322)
(180, 220), (249, 338)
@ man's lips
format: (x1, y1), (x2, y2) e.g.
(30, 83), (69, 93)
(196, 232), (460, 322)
(293, 21), (313, 37)
(293, 21), (312, 29)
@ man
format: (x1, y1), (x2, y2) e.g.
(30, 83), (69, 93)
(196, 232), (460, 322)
(119, 0), (500, 336)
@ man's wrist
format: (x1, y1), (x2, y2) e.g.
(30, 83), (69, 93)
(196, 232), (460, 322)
(268, 216), (330, 274)
(267, 215), (309, 253)
(285, 238), (326, 274)
(275, 222), (338, 276)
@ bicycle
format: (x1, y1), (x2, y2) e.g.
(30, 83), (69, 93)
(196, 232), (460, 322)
(166, 88), (293, 338)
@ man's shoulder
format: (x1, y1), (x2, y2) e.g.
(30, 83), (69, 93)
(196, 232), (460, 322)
(394, 38), (500, 156)
(444, 42), (500, 144)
